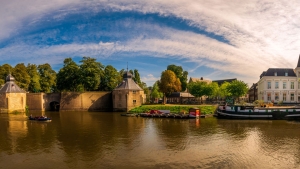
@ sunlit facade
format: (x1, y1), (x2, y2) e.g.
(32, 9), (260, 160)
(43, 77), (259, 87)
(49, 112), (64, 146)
(257, 55), (300, 103)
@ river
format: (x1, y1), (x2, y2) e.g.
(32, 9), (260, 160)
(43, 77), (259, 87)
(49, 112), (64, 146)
(0, 111), (300, 169)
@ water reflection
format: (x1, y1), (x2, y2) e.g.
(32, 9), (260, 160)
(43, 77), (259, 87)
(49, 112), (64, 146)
(0, 112), (300, 168)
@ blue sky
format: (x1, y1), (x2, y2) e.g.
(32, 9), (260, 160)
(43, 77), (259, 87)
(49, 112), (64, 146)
(1, 0), (300, 87)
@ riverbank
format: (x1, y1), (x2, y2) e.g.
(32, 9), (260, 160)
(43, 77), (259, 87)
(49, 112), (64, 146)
(128, 104), (217, 114)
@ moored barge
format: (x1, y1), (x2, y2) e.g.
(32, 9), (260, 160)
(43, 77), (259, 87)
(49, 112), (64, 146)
(216, 105), (300, 120)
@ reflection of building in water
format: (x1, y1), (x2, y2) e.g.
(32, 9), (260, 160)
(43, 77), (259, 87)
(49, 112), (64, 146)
(8, 115), (28, 152)
(0, 74), (26, 113)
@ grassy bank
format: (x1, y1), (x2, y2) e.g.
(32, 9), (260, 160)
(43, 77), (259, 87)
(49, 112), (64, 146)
(129, 104), (218, 115)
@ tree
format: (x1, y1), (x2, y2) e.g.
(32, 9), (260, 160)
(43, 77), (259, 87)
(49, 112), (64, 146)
(151, 81), (163, 103)
(56, 58), (82, 92)
(38, 63), (57, 93)
(27, 64), (41, 93)
(187, 81), (209, 103)
(167, 64), (188, 91)
(157, 70), (181, 103)
(79, 56), (104, 91)
(226, 80), (248, 104)
(0, 64), (13, 85)
(12, 63), (31, 91)
(207, 82), (219, 98)
(219, 81), (231, 98)
(99, 65), (120, 91)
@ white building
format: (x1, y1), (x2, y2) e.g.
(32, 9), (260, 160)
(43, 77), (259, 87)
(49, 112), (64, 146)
(257, 56), (300, 103)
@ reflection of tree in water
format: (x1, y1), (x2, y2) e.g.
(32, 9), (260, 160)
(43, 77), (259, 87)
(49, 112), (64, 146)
(152, 118), (220, 151)
(152, 118), (190, 150)
(56, 112), (145, 167)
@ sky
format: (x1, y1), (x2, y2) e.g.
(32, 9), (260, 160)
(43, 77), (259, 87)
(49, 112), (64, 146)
(1, 0), (300, 87)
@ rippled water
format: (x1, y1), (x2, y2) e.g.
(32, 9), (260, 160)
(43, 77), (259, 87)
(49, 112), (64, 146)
(0, 112), (300, 169)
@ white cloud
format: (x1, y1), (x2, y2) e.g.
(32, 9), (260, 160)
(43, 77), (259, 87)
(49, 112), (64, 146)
(141, 74), (159, 86)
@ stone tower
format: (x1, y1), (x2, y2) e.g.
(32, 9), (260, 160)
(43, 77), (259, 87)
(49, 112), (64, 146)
(0, 74), (26, 113)
(112, 71), (145, 112)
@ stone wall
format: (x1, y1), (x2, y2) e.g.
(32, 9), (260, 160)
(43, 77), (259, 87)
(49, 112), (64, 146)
(0, 93), (7, 113)
(60, 92), (112, 112)
(26, 93), (43, 111)
(7, 93), (26, 113)
(43, 93), (61, 111)
(27, 93), (61, 111)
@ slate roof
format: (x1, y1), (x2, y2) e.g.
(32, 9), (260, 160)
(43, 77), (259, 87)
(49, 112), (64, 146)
(260, 68), (296, 78)
(114, 71), (143, 91)
(212, 78), (237, 86)
(0, 74), (26, 93)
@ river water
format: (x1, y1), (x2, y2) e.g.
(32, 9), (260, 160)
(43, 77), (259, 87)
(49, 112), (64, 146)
(0, 111), (300, 169)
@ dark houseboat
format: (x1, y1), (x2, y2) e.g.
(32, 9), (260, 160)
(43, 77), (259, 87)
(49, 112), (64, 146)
(216, 105), (300, 120)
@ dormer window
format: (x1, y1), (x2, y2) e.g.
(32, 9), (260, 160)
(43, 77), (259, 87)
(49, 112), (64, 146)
(274, 72), (277, 76)
(285, 72), (288, 76)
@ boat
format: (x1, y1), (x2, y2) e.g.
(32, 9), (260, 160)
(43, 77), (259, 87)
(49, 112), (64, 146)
(28, 115), (52, 121)
(216, 105), (300, 120)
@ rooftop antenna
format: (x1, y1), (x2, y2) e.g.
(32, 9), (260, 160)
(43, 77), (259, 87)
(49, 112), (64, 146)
(127, 62), (128, 72)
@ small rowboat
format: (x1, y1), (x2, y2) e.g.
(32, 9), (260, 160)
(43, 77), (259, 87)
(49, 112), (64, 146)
(29, 115), (52, 121)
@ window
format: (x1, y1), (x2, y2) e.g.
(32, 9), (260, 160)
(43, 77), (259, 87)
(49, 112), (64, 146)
(267, 82), (271, 89)
(285, 72), (288, 76)
(275, 82), (279, 89)
(274, 72), (277, 76)
(275, 93), (279, 101)
(133, 90), (136, 94)
(283, 82), (286, 89)
(283, 93), (286, 101)
(291, 93), (295, 101)
(291, 82), (294, 89)
(133, 100), (136, 104)
(267, 93), (271, 101)
(119, 94), (122, 100)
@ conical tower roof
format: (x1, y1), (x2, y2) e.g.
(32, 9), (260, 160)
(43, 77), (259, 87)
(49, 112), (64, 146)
(0, 74), (26, 93)
(114, 71), (143, 91)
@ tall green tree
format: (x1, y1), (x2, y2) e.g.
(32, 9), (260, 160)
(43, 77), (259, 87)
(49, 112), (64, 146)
(226, 80), (248, 104)
(187, 81), (209, 103)
(157, 70), (181, 103)
(167, 64), (188, 91)
(219, 81), (231, 98)
(151, 81), (163, 103)
(99, 65), (120, 91)
(12, 63), (31, 91)
(27, 64), (41, 93)
(38, 63), (57, 93)
(79, 56), (104, 91)
(207, 82), (219, 98)
(0, 64), (13, 85)
(56, 58), (82, 92)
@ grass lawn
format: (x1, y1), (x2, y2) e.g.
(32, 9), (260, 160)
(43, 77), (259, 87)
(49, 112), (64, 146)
(129, 104), (218, 115)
